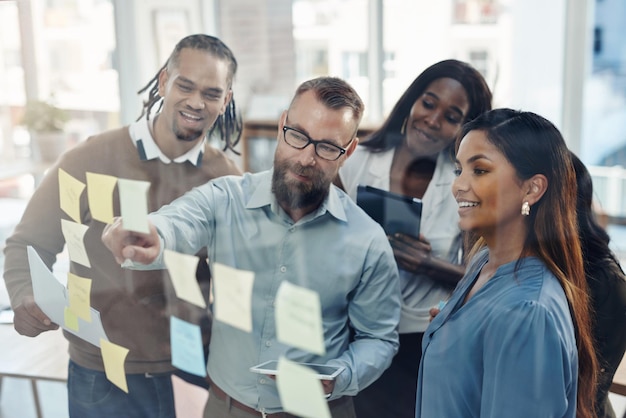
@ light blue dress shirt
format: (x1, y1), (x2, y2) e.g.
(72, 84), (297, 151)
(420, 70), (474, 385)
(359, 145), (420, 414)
(416, 248), (578, 418)
(139, 170), (401, 414)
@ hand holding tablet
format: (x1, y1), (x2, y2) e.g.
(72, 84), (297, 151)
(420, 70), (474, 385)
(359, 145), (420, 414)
(356, 185), (423, 237)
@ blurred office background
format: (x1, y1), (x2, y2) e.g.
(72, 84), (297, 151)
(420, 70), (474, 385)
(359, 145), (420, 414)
(0, 0), (625, 416)
(2, 0), (624, 257)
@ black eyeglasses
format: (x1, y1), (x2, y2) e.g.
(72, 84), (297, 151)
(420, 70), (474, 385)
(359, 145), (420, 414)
(282, 126), (348, 161)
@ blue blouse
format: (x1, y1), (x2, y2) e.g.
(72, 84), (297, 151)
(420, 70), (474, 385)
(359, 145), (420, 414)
(415, 248), (578, 418)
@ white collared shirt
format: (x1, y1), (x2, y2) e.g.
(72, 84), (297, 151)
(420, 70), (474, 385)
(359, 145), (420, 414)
(339, 145), (461, 332)
(128, 114), (205, 166)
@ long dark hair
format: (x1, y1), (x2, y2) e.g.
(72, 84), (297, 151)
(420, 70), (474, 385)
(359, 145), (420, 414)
(457, 109), (597, 418)
(363, 59), (492, 152)
(136, 34), (242, 153)
(571, 151), (624, 273)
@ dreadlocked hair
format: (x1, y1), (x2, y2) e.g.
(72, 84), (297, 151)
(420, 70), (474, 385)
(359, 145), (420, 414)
(136, 34), (242, 154)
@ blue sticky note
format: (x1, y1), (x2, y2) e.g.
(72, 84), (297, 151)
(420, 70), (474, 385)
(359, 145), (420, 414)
(170, 316), (206, 377)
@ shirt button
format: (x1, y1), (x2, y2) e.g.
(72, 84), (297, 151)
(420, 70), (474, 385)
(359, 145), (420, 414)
(265, 340), (272, 347)
(260, 378), (268, 384)
(280, 266), (287, 273)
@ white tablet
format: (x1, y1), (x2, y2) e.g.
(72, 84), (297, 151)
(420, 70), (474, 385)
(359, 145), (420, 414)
(249, 360), (345, 380)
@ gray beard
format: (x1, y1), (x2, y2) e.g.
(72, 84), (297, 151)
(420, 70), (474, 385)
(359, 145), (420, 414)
(272, 161), (329, 210)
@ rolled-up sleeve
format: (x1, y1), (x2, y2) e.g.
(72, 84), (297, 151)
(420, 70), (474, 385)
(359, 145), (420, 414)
(329, 239), (401, 395)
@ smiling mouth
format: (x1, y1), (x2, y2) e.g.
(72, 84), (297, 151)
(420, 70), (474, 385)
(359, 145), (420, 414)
(180, 111), (202, 122)
(458, 201), (479, 208)
(413, 127), (438, 143)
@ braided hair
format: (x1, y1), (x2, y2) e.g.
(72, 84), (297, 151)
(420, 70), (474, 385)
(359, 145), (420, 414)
(136, 34), (242, 153)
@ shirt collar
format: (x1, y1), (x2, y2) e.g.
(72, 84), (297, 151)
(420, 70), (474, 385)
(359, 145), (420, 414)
(129, 114), (205, 167)
(246, 170), (348, 223)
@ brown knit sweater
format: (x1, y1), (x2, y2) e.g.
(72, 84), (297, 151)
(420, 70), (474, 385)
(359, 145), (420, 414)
(3, 126), (242, 373)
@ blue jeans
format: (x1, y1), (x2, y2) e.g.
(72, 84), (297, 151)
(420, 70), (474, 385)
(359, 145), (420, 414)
(67, 360), (175, 418)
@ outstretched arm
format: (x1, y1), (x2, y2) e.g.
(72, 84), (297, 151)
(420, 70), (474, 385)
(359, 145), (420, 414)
(101, 217), (161, 265)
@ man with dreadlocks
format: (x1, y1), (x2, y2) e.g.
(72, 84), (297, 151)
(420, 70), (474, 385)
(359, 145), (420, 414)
(3, 34), (242, 417)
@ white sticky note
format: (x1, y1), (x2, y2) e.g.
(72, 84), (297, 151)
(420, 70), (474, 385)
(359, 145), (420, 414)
(212, 263), (254, 332)
(164, 250), (206, 308)
(60, 219), (91, 268)
(117, 178), (150, 234)
(275, 281), (325, 355)
(276, 357), (331, 418)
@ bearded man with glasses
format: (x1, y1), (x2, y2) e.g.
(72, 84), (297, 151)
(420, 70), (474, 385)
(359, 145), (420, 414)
(102, 76), (401, 418)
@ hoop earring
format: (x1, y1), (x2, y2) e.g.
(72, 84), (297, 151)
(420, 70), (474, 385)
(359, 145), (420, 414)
(521, 201), (530, 216)
(400, 117), (407, 135)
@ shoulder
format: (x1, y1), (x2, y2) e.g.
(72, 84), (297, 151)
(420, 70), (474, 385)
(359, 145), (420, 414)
(204, 170), (257, 195)
(344, 145), (391, 168)
(587, 257), (626, 313)
(200, 145), (243, 177)
(432, 151), (457, 182)
(336, 187), (389, 242)
(54, 126), (133, 172)
(488, 260), (574, 340)
(341, 146), (373, 176)
(80, 126), (131, 150)
(340, 147), (393, 198)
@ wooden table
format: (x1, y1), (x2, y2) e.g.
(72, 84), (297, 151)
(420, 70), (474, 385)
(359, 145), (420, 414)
(0, 324), (68, 418)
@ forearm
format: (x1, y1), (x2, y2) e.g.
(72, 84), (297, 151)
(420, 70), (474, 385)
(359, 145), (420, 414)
(333, 249), (401, 395)
(4, 177), (66, 306)
(329, 335), (399, 396)
(420, 256), (465, 286)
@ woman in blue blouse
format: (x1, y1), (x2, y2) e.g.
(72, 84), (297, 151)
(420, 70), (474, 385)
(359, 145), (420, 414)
(415, 109), (597, 418)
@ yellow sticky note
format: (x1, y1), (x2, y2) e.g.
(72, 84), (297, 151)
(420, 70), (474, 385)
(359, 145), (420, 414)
(60, 219), (91, 268)
(275, 281), (326, 355)
(64, 307), (80, 331)
(100, 339), (129, 393)
(213, 263), (254, 332)
(67, 272), (92, 322)
(86, 172), (117, 224)
(58, 168), (85, 223)
(164, 250), (206, 308)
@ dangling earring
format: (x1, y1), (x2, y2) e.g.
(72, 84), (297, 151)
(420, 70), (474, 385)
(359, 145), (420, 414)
(400, 117), (407, 135)
(521, 201), (530, 216)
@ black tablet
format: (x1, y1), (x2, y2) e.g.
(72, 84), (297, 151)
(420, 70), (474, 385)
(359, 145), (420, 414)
(356, 185), (422, 237)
